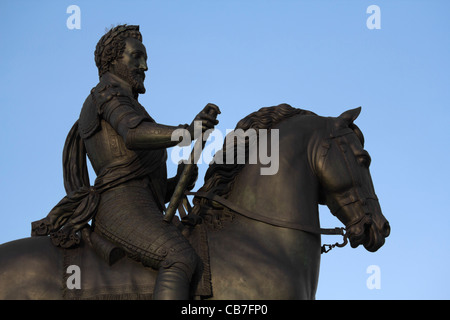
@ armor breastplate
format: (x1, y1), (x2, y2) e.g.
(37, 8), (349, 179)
(77, 73), (168, 209)
(78, 73), (149, 175)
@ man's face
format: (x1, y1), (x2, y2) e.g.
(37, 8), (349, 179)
(110, 37), (148, 94)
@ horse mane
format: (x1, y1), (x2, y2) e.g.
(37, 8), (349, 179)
(191, 103), (316, 229)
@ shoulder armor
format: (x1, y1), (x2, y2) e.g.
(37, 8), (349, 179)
(78, 82), (134, 139)
(94, 82), (130, 112)
(105, 96), (147, 129)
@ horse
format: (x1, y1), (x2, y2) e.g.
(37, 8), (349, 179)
(0, 104), (390, 299)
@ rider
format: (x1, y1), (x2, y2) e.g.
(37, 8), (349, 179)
(31, 24), (219, 300)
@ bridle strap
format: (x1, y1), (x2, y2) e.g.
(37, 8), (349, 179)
(186, 191), (345, 236)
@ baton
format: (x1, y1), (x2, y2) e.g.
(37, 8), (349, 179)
(163, 106), (220, 223)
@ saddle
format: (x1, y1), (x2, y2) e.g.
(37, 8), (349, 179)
(62, 217), (212, 300)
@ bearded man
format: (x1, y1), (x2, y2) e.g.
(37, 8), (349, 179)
(31, 25), (219, 300)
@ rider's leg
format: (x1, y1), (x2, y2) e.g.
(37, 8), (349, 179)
(153, 247), (199, 300)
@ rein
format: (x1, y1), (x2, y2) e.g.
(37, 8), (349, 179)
(185, 191), (348, 254)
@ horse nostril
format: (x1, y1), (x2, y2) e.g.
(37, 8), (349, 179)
(383, 222), (391, 237)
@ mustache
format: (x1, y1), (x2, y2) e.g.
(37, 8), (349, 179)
(133, 69), (145, 80)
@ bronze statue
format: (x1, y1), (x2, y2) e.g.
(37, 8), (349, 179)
(30, 24), (219, 300)
(0, 25), (389, 300)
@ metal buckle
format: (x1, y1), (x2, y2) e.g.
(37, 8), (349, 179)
(321, 231), (348, 254)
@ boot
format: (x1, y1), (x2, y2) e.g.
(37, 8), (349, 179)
(153, 263), (191, 300)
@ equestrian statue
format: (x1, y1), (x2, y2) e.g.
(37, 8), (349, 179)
(0, 25), (390, 299)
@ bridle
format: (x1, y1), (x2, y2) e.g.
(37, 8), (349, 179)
(317, 119), (378, 248)
(184, 191), (348, 254)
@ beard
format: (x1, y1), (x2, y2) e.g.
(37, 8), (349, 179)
(113, 61), (146, 94)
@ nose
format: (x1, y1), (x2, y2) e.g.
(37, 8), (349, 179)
(140, 59), (148, 71)
(383, 221), (390, 237)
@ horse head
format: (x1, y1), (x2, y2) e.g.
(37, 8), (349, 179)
(316, 107), (390, 252)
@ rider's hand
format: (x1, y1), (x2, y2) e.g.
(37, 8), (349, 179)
(187, 103), (220, 139)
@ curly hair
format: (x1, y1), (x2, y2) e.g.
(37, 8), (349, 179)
(94, 24), (143, 77)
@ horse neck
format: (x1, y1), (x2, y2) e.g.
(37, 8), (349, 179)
(226, 114), (327, 228)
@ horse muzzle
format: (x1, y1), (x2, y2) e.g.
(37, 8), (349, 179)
(346, 211), (390, 252)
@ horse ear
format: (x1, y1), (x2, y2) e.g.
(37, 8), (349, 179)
(338, 107), (362, 124)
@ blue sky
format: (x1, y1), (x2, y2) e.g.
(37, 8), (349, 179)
(0, 0), (449, 299)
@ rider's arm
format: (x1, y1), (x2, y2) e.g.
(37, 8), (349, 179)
(102, 96), (190, 150)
